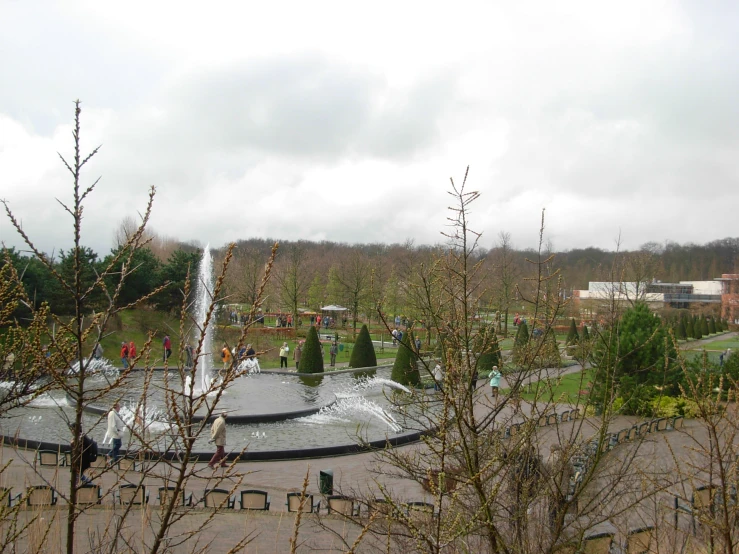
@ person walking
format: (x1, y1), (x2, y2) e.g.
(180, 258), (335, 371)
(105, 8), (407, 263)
(279, 342), (289, 368)
(163, 335), (172, 362)
(120, 342), (129, 369)
(489, 366), (502, 401)
(469, 368), (479, 394)
(294, 341), (303, 369)
(70, 424), (98, 484)
(329, 342), (338, 367)
(106, 402), (125, 465)
(208, 411), (228, 469)
(128, 341), (137, 367)
(93, 343), (103, 360)
(221, 343), (232, 370)
(184, 342), (194, 369)
(433, 361), (444, 392)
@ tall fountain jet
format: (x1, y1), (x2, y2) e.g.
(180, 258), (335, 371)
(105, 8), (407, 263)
(193, 244), (215, 394)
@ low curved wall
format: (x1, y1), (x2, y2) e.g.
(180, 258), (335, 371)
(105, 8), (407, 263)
(1, 427), (428, 462)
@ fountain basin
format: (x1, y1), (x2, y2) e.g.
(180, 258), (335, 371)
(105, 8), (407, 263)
(2, 367), (431, 461)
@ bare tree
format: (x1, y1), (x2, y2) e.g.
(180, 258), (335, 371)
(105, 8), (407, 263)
(490, 231), (519, 336)
(2, 102), (280, 553)
(274, 243), (310, 327)
(320, 169), (671, 554)
(333, 251), (372, 335)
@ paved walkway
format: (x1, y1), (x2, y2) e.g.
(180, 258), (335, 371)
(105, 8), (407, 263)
(2, 345), (733, 552)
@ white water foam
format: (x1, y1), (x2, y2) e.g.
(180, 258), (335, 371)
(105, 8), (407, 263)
(334, 376), (411, 399)
(68, 358), (120, 377)
(298, 396), (402, 432)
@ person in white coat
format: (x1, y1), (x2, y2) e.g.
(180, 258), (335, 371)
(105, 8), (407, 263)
(208, 412), (228, 469)
(106, 402), (125, 464)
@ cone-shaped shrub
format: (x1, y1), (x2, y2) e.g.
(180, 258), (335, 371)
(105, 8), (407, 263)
(534, 328), (561, 368)
(582, 325), (590, 341)
(566, 319), (579, 345)
(709, 317), (716, 335)
(701, 317), (709, 336)
(391, 331), (420, 386)
(349, 324), (377, 368)
(694, 322), (703, 340)
(677, 319), (687, 340)
(686, 320), (695, 339)
(476, 328), (501, 373)
(298, 326), (324, 374)
(512, 322), (529, 364)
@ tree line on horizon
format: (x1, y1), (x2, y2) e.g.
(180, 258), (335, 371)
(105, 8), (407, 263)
(2, 234), (737, 320)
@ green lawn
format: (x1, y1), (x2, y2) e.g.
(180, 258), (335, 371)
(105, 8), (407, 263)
(691, 337), (739, 351)
(516, 370), (592, 403)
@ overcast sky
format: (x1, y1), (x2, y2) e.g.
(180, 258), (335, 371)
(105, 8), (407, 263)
(1, 0), (738, 257)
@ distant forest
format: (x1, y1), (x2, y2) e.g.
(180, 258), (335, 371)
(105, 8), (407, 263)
(3, 235), (738, 317)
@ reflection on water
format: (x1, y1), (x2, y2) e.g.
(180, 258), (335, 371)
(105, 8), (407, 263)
(298, 374), (324, 389)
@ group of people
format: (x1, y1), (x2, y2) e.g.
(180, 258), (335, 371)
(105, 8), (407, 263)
(103, 402), (231, 473)
(279, 339), (339, 369)
(394, 315), (415, 328)
(275, 313), (293, 327)
(119, 341), (137, 369)
(229, 310), (265, 326)
(430, 361), (502, 400)
(221, 343), (256, 370)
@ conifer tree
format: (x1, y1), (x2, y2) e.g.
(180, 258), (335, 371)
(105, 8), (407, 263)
(701, 317), (709, 336)
(709, 316), (717, 335)
(677, 319), (687, 340)
(512, 321), (529, 364)
(298, 325), (324, 373)
(566, 318), (579, 345)
(391, 330), (420, 386)
(535, 328), (562, 368)
(686, 319), (695, 340)
(349, 324), (377, 368)
(695, 321), (703, 340)
(581, 324), (590, 341)
(476, 327), (501, 373)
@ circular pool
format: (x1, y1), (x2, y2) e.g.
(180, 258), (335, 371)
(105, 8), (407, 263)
(2, 367), (430, 460)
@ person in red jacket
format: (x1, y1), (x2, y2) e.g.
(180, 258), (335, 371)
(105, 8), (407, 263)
(128, 341), (137, 367)
(163, 335), (172, 362)
(120, 342), (129, 369)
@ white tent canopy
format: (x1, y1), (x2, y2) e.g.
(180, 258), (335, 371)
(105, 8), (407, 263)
(321, 305), (348, 311)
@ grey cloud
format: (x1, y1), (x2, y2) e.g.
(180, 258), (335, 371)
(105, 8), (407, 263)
(154, 54), (457, 161)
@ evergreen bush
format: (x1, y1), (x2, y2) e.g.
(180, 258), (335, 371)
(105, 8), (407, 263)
(349, 324), (377, 368)
(391, 331), (420, 386)
(686, 320), (695, 339)
(512, 322), (529, 365)
(476, 328), (501, 373)
(677, 319), (687, 340)
(709, 317), (716, 335)
(298, 326), (324, 374)
(566, 318), (579, 345)
(700, 317), (709, 336)
(534, 329), (561, 369)
(582, 325), (590, 341)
